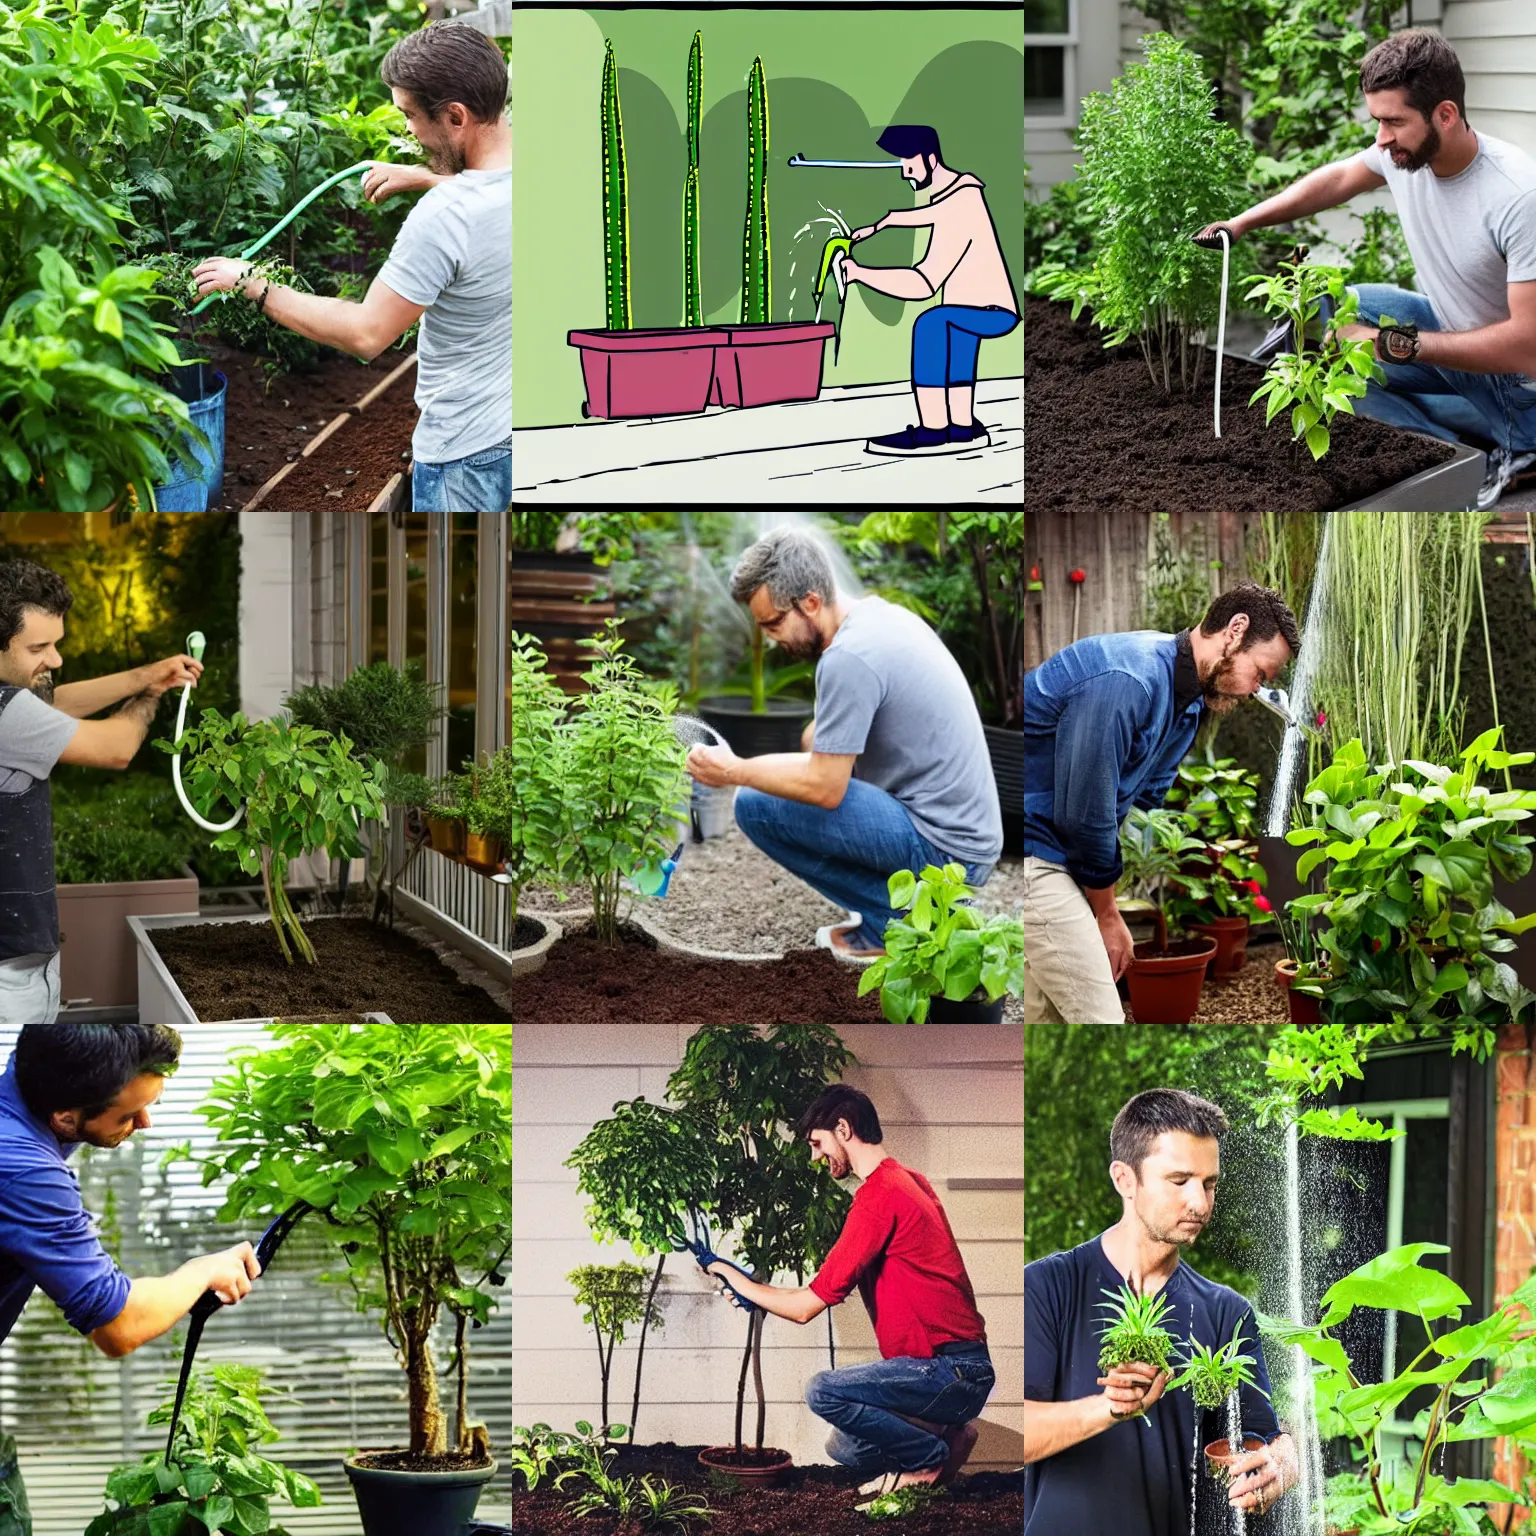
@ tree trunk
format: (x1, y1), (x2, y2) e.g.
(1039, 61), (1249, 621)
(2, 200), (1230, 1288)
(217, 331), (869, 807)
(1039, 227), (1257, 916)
(733, 1312), (753, 1452)
(751, 1310), (766, 1450)
(628, 1253), (666, 1443)
(453, 1310), (470, 1452)
(406, 1325), (446, 1456)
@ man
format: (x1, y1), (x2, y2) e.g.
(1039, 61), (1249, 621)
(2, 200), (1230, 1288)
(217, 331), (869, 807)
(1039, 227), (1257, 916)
(684, 527), (1002, 959)
(842, 125), (1019, 457)
(1195, 29), (1536, 508)
(1022, 581), (1298, 1024)
(0, 1026), (263, 1530)
(193, 21), (511, 513)
(1024, 1090), (1297, 1535)
(698, 1086), (993, 1508)
(0, 561), (204, 1025)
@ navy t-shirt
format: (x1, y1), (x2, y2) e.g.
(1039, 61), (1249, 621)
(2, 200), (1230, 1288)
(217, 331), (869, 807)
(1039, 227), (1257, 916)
(1025, 1237), (1281, 1536)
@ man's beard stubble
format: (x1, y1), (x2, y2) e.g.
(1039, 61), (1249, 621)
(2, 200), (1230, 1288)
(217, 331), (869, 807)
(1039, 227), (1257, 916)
(1392, 118), (1441, 172)
(30, 671), (54, 705)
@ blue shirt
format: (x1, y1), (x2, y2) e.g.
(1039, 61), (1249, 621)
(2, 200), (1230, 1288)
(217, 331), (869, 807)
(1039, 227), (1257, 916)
(1023, 631), (1204, 888)
(0, 1053), (132, 1343)
(1025, 1237), (1280, 1536)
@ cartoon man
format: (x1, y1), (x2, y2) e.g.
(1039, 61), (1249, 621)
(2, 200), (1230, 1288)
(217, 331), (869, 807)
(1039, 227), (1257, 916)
(842, 125), (1019, 457)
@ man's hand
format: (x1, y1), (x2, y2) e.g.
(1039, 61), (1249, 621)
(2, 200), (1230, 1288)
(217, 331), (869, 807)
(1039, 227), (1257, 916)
(1098, 908), (1136, 981)
(850, 221), (882, 243)
(198, 1241), (262, 1306)
(1097, 1362), (1168, 1420)
(704, 1259), (750, 1309)
(361, 160), (445, 205)
(1335, 322), (1379, 347)
(191, 258), (262, 301)
(686, 742), (742, 788)
(1227, 1436), (1293, 1514)
(1192, 220), (1244, 250)
(137, 654), (204, 699)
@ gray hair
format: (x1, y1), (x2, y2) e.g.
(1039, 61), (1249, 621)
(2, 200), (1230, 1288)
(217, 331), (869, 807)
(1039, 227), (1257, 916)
(728, 526), (837, 607)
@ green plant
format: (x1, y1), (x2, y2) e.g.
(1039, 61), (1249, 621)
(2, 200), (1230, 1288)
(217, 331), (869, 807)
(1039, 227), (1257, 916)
(1117, 806), (1209, 930)
(1162, 756), (1270, 925)
(157, 707), (386, 964)
(1166, 1323), (1262, 1409)
(53, 775), (194, 884)
(1284, 731), (1536, 1055)
(1030, 34), (1252, 393)
(632, 1475), (712, 1529)
(1245, 258), (1380, 459)
(1254, 1023), (1400, 1142)
(85, 1363), (321, 1536)
(495, 632), (567, 925)
(857, 864), (1023, 1022)
(1139, 511), (1218, 635)
(683, 32), (703, 328)
(862, 1483), (945, 1520)
(601, 40), (631, 331)
(566, 1262), (665, 1439)
(1341, 206), (1416, 290)
(740, 55), (770, 325)
(510, 1422), (578, 1492)
(1097, 1284), (1177, 1416)
(1022, 161), (1096, 283)
(176, 1024), (510, 1458)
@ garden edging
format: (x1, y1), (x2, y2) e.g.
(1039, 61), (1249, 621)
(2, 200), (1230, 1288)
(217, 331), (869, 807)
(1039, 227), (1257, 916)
(520, 902), (787, 963)
(510, 912), (563, 978)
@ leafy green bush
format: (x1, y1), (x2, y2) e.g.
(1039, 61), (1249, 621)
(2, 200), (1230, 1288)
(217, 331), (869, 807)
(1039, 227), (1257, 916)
(1163, 758), (1270, 924)
(565, 1262), (664, 1437)
(54, 778), (192, 884)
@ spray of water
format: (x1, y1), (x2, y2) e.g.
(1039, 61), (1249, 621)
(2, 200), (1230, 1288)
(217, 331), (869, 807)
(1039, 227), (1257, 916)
(1225, 1390), (1247, 1536)
(1284, 1120), (1326, 1535)
(749, 512), (866, 603)
(1265, 512), (1336, 836)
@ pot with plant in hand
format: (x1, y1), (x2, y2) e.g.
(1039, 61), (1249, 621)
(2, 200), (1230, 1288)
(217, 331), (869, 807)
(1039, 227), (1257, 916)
(1096, 1284), (1177, 1420)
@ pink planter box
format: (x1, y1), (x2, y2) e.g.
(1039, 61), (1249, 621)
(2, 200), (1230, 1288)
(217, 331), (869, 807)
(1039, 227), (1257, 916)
(57, 867), (199, 1009)
(568, 327), (727, 419)
(710, 322), (836, 408)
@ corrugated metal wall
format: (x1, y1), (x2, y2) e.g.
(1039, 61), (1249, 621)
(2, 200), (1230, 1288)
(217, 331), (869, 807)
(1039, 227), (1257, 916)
(0, 1027), (511, 1535)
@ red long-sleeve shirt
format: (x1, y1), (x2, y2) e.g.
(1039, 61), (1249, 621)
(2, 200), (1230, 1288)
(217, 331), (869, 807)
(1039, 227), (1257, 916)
(808, 1157), (987, 1360)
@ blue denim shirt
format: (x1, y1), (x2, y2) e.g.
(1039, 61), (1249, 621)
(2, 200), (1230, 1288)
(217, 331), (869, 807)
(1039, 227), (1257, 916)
(0, 1052), (131, 1344)
(1023, 631), (1203, 888)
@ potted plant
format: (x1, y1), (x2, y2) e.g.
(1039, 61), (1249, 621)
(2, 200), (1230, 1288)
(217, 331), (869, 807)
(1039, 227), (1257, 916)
(181, 1024), (510, 1536)
(460, 763), (504, 874)
(1116, 807), (1219, 1024)
(424, 776), (467, 859)
(857, 864), (1023, 1022)
(697, 624), (816, 757)
(1166, 1325), (1272, 1481)
(1096, 1284), (1176, 1421)
(85, 1364), (322, 1535)
(1274, 903), (1329, 1024)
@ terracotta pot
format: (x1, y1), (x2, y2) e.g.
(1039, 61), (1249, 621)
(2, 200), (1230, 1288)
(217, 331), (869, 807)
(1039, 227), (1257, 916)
(1204, 1434), (1264, 1477)
(695, 1446), (793, 1488)
(1274, 958), (1325, 1024)
(1186, 915), (1250, 976)
(425, 816), (464, 856)
(464, 831), (503, 872)
(1126, 936), (1217, 1024)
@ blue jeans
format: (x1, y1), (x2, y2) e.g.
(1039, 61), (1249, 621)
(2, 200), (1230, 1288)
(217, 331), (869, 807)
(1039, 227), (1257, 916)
(1336, 284), (1536, 455)
(411, 436), (511, 511)
(805, 1347), (995, 1474)
(911, 305), (1019, 388)
(734, 779), (995, 948)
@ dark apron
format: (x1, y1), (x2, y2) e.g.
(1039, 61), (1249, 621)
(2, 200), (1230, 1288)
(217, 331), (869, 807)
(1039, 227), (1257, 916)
(0, 1431), (30, 1536)
(0, 685), (59, 963)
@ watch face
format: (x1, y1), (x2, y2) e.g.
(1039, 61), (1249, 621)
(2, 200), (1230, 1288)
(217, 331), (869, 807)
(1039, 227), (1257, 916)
(1386, 330), (1414, 360)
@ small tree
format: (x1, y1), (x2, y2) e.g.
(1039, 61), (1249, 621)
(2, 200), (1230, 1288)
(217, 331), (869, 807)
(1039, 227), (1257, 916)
(566, 1262), (665, 1439)
(177, 1024), (511, 1460)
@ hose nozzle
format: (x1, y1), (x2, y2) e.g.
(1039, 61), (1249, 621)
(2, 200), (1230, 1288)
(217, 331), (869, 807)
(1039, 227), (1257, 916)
(186, 630), (206, 663)
(1254, 686), (1296, 729)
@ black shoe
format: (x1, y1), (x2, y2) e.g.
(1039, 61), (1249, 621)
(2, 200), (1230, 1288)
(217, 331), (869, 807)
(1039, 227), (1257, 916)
(865, 423), (967, 456)
(1250, 317), (1297, 363)
(1477, 447), (1536, 510)
(948, 422), (991, 447)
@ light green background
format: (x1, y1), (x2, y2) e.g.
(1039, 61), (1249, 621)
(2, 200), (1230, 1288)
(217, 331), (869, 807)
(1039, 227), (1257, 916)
(512, 7), (1024, 426)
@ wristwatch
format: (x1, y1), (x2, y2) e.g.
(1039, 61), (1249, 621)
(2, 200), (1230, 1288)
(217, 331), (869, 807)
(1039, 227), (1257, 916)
(1375, 323), (1420, 364)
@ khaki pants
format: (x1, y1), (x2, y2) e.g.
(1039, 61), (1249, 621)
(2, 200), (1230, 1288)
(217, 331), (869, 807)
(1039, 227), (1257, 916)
(0, 1433), (29, 1536)
(1022, 857), (1126, 1024)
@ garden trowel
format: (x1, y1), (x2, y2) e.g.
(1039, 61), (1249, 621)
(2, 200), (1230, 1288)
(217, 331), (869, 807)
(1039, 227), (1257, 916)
(162, 1200), (312, 1463)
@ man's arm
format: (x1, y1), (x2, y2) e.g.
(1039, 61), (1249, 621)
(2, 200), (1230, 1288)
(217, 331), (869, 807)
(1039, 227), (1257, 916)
(1200, 155), (1386, 242)
(687, 744), (855, 811)
(254, 274), (427, 363)
(52, 668), (154, 719)
(91, 1242), (261, 1359)
(1023, 1364), (1168, 1462)
(703, 1262), (827, 1324)
(1343, 279), (1536, 375)
(57, 691), (159, 770)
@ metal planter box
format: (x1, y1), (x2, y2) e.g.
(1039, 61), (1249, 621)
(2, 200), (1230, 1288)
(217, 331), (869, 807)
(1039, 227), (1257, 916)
(1341, 439), (1485, 511)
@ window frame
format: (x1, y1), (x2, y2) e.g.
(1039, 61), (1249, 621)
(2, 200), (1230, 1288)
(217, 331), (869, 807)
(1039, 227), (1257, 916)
(1025, 0), (1077, 131)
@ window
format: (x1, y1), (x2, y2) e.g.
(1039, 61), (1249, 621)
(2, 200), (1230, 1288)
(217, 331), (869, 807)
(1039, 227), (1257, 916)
(368, 511), (388, 665)
(1026, 0), (1076, 128)
(448, 513), (478, 773)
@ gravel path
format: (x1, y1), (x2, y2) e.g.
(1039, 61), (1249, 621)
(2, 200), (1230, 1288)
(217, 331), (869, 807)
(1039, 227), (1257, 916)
(523, 823), (1024, 1023)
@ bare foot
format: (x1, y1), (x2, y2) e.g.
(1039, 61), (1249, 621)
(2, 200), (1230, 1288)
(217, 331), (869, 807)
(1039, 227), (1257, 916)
(857, 1465), (943, 1498)
(938, 1421), (980, 1484)
(826, 923), (885, 959)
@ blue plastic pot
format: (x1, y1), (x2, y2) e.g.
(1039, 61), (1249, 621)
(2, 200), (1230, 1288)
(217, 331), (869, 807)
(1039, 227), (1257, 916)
(152, 370), (227, 511)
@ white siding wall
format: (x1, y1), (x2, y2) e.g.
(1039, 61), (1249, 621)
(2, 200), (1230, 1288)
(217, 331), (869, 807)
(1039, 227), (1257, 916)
(237, 511), (295, 721)
(1026, 0), (1124, 188)
(1443, 0), (1536, 158)
(512, 1026), (1024, 1472)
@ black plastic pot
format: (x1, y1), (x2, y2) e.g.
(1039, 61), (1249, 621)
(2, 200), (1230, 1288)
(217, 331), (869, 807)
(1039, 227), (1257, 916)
(698, 696), (813, 757)
(930, 992), (1006, 1023)
(984, 724), (1022, 816)
(345, 1455), (498, 1536)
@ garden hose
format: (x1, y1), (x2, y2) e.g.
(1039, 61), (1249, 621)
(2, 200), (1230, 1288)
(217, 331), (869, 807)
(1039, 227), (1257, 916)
(1214, 227), (1231, 440)
(187, 161), (375, 316)
(172, 628), (244, 833)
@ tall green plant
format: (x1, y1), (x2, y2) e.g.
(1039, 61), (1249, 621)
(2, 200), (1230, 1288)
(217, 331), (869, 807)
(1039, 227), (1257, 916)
(683, 32), (703, 328)
(740, 55), (770, 325)
(566, 1262), (664, 1440)
(601, 40), (631, 332)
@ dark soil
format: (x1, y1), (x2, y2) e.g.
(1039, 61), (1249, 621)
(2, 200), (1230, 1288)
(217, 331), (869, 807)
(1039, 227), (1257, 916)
(265, 376), (417, 510)
(150, 916), (513, 1021)
(194, 338), (403, 512)
(1024, 297), (1456, 511)
(512, 914), (549, 950)
(353, 1449), (495, 1472)
(699, 1447), (792, 1468)
(512, 1442), (1023, 1536)
(510, 923), (885, 1024)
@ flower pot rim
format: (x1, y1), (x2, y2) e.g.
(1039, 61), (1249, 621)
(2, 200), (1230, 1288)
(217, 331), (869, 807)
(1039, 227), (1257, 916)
(344, 1452), (499, 1483)
(714, 321), (837, 343)
(1187, 915), (1251, 932)
(1203, 1433), (1265, 1465)
(568, 326), (730, 351)
(696, 1445), (794, 1469)
(1131, 936), (1218, 968)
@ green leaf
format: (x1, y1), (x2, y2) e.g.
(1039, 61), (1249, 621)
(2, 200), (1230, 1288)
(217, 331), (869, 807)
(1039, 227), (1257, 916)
(426, 1124), (482, 1160)
(197, 1494), (235, 1530)
(146, 1502), (190, 1536)
(1320, 1243), (1468, 1327)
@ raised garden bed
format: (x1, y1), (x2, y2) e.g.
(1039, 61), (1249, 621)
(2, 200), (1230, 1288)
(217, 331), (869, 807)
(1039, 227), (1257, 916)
(511, 1441), (1022, 1536)
(130, 911), (513, 1023)
(1024, 297), (1482, 512)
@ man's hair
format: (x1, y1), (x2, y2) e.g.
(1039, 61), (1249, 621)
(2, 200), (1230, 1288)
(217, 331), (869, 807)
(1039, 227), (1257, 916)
(1199, 580), (1301, 658)
(794, 1085), (883, 1144)
(877, 124), (942, 163)
(729, 525), (837, 607)
(0, 560), (73, 652)
(1359, 29), (1467, 124)
(380, 20), (508, 125)
(14, 1024), (182, 1121)
(1110, 1090), (1228, 1178)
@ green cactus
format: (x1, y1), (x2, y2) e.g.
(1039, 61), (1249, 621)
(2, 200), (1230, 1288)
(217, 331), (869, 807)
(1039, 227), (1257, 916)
(601, 39), (632, 332)
(683, 32), (703, 327)
(740, 55), (770, 325)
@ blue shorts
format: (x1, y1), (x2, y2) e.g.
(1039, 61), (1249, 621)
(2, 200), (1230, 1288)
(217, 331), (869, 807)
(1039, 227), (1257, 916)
(911, 305), (1019, 388)
(411, 436), (512, 512)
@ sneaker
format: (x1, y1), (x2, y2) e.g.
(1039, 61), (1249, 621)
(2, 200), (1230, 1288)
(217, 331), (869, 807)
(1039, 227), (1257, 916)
(815, 916), (885, 964)
(865, 424), (966, 457)
(1250, 316), (1297, 363)
(1477, 447), (1536, 510)
(948, 422), (991, 447)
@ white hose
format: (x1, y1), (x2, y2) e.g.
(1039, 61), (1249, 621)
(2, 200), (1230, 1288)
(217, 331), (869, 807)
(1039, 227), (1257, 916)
(172, 679), (243, 833)
(1214, 228), (1231, 440)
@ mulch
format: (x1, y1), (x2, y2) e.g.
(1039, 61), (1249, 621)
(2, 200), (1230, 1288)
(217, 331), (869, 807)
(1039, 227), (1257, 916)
(511, 1442), (1023, 1536)
(353, 1450), (495, 1472)
(1024, 297), (1455, 512)
(149, 915), (513, 1022)
(1124, 939), (1289, 1024)
(262, 375), (417, 510)
(509, 922), (886, 1025)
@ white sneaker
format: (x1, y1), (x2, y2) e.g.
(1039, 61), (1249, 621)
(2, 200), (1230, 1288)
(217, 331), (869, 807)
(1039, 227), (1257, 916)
(1477, 448), (1536, 510)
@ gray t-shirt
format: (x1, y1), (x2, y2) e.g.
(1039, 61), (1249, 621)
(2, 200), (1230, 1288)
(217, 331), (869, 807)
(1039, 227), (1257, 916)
(1356, 132), (1536, 346)
(812, 596), (1003, 866)
(378, 166), (511, 464)
(0, 689), (78, 791)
